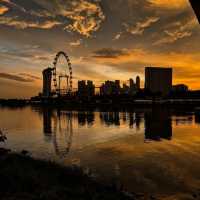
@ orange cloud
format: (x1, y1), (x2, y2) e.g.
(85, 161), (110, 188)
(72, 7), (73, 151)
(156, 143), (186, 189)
(0, 5), (9, 15)
(0, 17), (61, 29)
(89, 48), (200, 89)
(147, 0), (188, 9)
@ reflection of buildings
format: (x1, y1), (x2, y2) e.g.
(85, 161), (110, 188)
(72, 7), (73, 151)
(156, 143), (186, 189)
(195, 112), (200, 124)
(145, 67), (172, 96)
(100, 112), (120, 126)
(42, 109), (73, 157)
(144, 109), (172, 141)
(78, 112), (95, 126)
(43, 108), (53, 141)
(99, 112), (142, 129)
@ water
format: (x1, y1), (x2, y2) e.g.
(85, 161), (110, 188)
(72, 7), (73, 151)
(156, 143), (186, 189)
(1, 106), (200, 197)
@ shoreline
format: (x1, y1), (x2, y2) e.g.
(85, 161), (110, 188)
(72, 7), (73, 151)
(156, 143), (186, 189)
(0, 148), (145, 200)
(0, 148), (200, 200)
(2, 98), (200, 110)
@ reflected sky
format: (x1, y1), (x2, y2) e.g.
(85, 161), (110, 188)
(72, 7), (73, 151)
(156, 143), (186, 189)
(0, 106), (200, 197)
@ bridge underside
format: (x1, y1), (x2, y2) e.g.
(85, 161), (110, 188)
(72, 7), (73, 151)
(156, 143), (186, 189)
(189, 0), (200, 23)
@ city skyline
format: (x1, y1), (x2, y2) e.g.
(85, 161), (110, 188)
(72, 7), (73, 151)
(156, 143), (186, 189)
(0, 0), (200, 98)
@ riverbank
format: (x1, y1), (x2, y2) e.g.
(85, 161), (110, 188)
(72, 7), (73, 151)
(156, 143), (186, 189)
(0, 148), (146, 200)
(0, 149), (200, 200)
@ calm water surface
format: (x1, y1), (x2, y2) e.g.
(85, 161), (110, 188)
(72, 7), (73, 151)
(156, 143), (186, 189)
(1, 106), (200, 197)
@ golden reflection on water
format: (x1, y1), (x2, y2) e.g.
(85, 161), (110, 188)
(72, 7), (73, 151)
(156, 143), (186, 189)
(1, 106), (200, 197)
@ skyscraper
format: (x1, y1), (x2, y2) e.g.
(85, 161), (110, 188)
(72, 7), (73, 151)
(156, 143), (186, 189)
(42, 68), (53, 97)
(136, 76), (140, 90)
(78, 80), (87, 96)
(87, 80), (95, 96)
(145, 67), (172, 96)
(78, 80), (95, 97)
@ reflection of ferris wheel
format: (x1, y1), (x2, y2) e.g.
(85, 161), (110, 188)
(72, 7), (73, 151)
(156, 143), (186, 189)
(52, 51), (73, 95)
(52, 111), (73, 158)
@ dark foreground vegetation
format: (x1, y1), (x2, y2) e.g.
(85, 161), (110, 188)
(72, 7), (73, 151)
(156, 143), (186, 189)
(0, 148), (146, 200)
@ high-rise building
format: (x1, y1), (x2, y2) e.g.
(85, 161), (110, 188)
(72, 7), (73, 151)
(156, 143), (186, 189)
(78, 80), (95, 97)
(78, 80), (87, 96)
(129, 79), (136, 95)
(87, 80), (95, 96)
(115, 80), (120, 95)
(145, 67), (172, 96)
(42, 68), (53, 97)
(100, 81), (120, 96)
(122, 83), (129, 94)
(129, 79), (134, 88)
(136, 76), (140, 90)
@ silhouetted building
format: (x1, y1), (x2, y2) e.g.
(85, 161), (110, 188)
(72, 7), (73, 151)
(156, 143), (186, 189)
(129, 79), (136, 95)
(100, 80), (121, 95)
(115, 80), (121, 95)
(78, 80), (87, 96)
(78, 80), (95, 97)
(87, 81), (95, 97)
(136, 76), (140, 90)
(130, 79), (134, 88)
(122, 83), (129, 94)
(42, 68), (53, 97)
(145, 67), (172, 96)
(172, 84), (189, 93)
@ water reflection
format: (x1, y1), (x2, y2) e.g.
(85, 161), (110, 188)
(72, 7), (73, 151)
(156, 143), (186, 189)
(43, 109), (73, 158)
(78, 112), (95, 127)
(99, 112), (142, 129)
(43, 108), (53, 140)
(40, 108), (179, 157)
(144, 109), (172, 142)
(2, 106), (200, 195)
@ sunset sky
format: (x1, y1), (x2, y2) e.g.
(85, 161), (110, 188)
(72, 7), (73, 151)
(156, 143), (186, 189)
(0, 0), (200, 98)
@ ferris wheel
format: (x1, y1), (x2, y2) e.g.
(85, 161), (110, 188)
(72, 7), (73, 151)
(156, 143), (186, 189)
(52, 51), (73, 95)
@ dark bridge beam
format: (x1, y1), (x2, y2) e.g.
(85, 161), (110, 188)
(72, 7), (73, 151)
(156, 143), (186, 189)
(189, 0), (200, 23)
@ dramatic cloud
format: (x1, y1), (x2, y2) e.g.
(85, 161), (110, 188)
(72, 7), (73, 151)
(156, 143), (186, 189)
(0, 16), (61, 29)
(0, 0), (105, 37)
(0, 5), (9, 15)
(0, 72), (36, 82)
(92, 48), (129, 58)
(70, 39), (82, 47)
(147, 0), (188, 9)
(125, 17), (160, 35)
(0, 0), (200, 98)
(63, 0), (105, 37)
(19, 73), (41, 80)
(154, 17), (197, 45)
